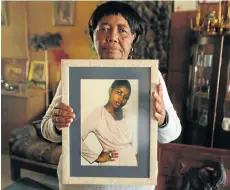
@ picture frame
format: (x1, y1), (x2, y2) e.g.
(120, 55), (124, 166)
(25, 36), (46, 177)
(173, 1), (198, 12)
(53, 1), (75, 26)
(61, 59), (158, 185)
(1, 1), (8, 26)
(1, 58), (28, 84)
(28, 61), (46, 86)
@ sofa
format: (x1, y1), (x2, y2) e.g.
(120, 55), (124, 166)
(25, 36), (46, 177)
(9, 120), (61, 181)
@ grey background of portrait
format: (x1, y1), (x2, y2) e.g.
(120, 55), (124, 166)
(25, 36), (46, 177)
(69, 67), (151, 178)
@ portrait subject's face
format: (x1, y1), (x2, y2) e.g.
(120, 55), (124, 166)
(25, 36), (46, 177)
(93, 14), (136, 59)
(109, 86), (130, 109)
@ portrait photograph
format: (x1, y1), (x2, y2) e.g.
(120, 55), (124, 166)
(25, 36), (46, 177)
(61, 59), (158, 185)
(80, 79), (139, 167)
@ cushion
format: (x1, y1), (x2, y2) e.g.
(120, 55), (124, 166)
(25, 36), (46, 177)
(11, 137), (61, 165)
(9, 120), (62, 165)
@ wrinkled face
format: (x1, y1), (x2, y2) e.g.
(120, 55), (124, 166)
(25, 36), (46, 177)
(93, 14), (136, 59)
(109, 86), (130, 109)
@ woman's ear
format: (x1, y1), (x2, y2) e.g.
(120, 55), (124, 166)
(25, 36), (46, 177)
(132, 33), (136, 43)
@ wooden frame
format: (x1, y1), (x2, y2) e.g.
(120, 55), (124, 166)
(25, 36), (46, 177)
(61, 59), (158, 185)
(53, 1), (75, 26)
(1, 1), (8, 26)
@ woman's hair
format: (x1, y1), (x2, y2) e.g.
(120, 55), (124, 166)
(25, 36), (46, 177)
(111, 80), (131, 95)
(88, 1), (146, 44)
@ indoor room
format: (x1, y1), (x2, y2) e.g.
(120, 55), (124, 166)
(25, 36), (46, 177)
(1, 1), (230, 189)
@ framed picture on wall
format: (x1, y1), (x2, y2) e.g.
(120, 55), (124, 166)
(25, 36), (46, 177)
(173, 1), (197, 12)
(61, 59), (158, 185)
(1, 1), (8, 26)
(1, 58), (28, 84)
(53, 1), (75, 26)
(28, 61), (46, 87)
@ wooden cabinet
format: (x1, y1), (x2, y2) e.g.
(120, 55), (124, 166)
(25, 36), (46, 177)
(1, 89), (46, 152)
(184, 34), (230, 149)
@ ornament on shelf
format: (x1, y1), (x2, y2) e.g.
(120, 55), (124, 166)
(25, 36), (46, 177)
(190, 1), (227, 35)
(190, 4), (202, 32)
(223, 0), (230, 33)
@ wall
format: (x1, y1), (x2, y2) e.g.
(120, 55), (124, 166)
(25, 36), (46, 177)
(1, 2), (27, 58)
(1, 1), (99, 88)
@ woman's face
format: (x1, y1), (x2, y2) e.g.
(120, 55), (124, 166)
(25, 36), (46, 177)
(109, 86), (130, 109)
(93, 14), (136, 59)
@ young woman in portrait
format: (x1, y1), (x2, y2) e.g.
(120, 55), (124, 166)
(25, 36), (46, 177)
(81, 80), (137, 166)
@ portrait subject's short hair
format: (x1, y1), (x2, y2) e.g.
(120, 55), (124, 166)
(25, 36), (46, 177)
(111, 80), (131, 95)
(88, 1), (146, 43)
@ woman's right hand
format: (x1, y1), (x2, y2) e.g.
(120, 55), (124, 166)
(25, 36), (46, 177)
(52, 102), (76, 131)
(96, 150), (119, 163)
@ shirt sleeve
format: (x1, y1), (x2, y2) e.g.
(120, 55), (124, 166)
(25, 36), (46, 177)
(157, 71), (182, 143)
(81, 109), (101, 164)
(41, 82), (62, 143)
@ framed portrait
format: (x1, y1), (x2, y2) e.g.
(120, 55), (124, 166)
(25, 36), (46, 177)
(173, 1), (197, 12)
(61, 59), (158, 185)
(1, 1), (8, 26)
(1, 58), (28, 84)
(28, 61), (46, 82)
(53, 1), (75, 26)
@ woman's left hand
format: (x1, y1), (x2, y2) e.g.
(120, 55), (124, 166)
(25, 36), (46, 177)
(152, 84), (166, 126)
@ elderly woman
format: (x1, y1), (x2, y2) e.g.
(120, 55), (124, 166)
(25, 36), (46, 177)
(41, 1), (181, 190)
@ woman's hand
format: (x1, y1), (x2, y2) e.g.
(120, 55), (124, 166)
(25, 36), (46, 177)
(96, 150), (119, 163)
(52, 102), (76, 131)
(152, 84), (166, 126)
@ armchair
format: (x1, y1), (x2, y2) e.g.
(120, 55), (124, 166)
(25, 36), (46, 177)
(9, 120), (61, 181)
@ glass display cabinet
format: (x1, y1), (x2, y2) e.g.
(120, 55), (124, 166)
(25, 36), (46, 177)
(184, 34), (230, 150)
